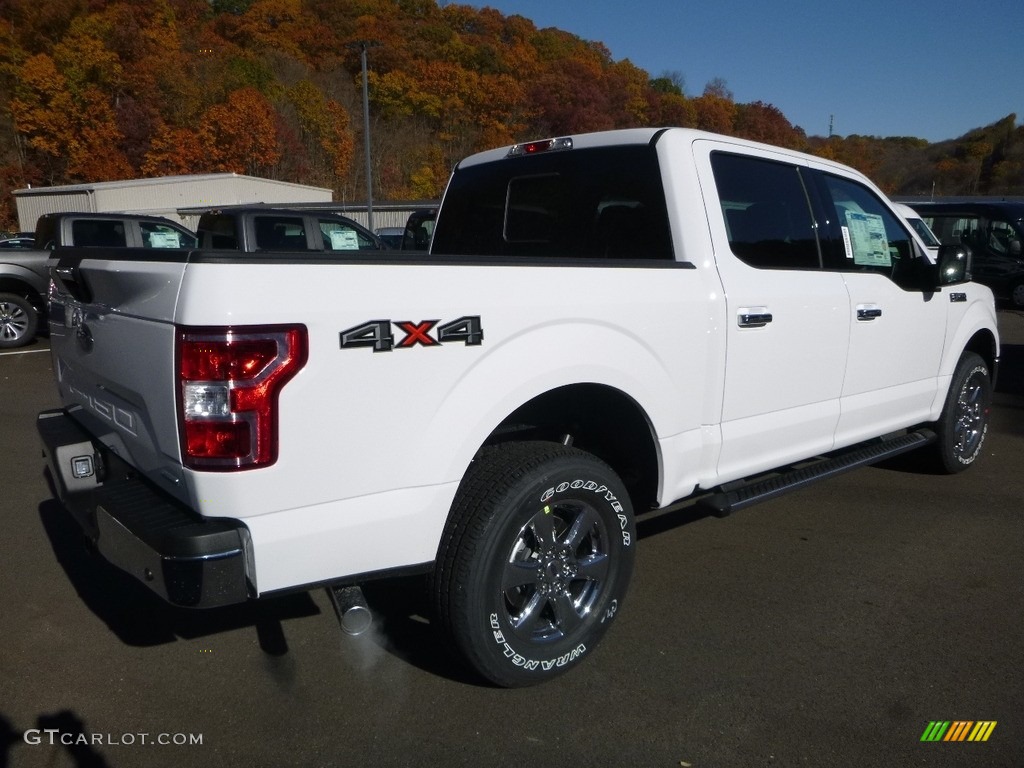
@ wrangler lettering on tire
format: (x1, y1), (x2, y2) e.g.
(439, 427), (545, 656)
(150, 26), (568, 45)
(433, 441), (635, 687)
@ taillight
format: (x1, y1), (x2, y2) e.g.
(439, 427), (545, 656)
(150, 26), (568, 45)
(177, 325), (307, 470)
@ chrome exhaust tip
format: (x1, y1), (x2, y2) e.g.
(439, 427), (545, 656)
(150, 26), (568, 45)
(328, 584), (373, 636)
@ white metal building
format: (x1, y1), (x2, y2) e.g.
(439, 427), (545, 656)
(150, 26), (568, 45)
(14, 174), (332, 233)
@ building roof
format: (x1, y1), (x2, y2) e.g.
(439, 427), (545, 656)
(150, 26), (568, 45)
(14, 173), (331, 197)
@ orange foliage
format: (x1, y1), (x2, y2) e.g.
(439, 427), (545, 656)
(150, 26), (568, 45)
(200, 87), (281, 175)
(10, 54), (74, 162)
(142, 125), (208, 176)
(1, 1), (1020, 201)
(691, 92), (737, 135)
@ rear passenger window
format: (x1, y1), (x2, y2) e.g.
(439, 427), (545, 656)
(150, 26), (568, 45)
(254, 216), (308, 251)
(924, 213), (984, 249)
(711, 152), (820, 270)
(72, 220), (127, 248)
(198, 215), (238, 249)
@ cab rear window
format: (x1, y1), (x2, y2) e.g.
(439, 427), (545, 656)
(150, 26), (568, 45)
(432, 145), (674, 261)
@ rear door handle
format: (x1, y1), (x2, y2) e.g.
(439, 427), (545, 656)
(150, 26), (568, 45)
(856, 304), (882, 321)
(737, 307), (773, 328)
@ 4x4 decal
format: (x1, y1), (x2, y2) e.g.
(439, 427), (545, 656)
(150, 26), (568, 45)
(340, 316), (483, 352)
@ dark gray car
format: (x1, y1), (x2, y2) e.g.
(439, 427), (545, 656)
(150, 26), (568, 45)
(0, 247), (49, 348)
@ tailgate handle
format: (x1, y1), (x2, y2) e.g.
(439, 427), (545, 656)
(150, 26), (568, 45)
(53, 264), (93, 304)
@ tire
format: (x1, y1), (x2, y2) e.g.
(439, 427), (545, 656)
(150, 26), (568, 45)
(1011, 281), (1024, 309)
(0, 293), (38, 349)
(931, 352), (991, 473)
(433, 441), (636, 687)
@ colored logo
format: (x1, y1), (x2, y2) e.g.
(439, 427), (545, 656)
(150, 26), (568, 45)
(921, 721), (997, 742)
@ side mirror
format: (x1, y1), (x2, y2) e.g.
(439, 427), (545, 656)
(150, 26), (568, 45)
(937, 243), (972, 286)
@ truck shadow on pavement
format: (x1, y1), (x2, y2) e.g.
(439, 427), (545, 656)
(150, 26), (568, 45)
(359, 576), (483, 685)
(37, 499), (319, 654)
(37, 499), (483, 685)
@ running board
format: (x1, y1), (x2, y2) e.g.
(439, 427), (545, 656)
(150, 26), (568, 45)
(697, 429), (936, 518)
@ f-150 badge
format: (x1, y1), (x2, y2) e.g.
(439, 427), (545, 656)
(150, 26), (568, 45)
(340, 316), (483, 352)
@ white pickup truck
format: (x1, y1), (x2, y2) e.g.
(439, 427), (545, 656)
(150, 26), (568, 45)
(38, 128), (998, 687)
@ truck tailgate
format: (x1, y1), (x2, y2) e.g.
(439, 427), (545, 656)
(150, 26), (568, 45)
(48, 251), (190, 504)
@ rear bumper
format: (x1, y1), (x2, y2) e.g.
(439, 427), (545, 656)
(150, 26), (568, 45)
(37, 408), (252, 608)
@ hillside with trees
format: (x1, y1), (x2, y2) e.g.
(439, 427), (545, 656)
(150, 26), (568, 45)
(1, 0), (1022, 230)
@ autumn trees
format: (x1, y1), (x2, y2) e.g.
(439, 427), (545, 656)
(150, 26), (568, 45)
(0, 0), (1021, 232)
(0, 1), (343, 223)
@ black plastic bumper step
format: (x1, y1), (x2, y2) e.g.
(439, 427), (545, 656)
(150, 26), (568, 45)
(697, 429), (936, 517)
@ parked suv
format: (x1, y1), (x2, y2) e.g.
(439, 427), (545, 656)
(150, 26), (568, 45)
(902, 199), (1024, 307)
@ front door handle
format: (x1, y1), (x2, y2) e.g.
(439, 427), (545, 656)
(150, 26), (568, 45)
(856, 304), (882, 321)
(738, 307), (773, 328)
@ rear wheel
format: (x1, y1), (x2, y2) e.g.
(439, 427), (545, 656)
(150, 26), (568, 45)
(931, 352), (991, 473)
(433, 442), (636, 687)
(0, 293), (37, 349)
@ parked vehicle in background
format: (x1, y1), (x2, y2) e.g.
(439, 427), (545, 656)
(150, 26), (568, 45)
(195, 207), (384, 252)
(375, 227), (405, 249)
(0, 248), (48, 348)
(901, 199), (1024, 307)
(0, 237), (37, 249)
(34, 211), (197, 250)
(402, 208), (436, 251)
(893, 203), (940, 251)
(0, 212), (196, 348)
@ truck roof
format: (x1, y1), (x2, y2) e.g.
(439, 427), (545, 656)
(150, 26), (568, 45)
(455, 127), (858, 177)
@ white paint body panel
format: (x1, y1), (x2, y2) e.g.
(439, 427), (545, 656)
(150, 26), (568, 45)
(49, 128), (1000, 596)
(172, 260), (718, 592)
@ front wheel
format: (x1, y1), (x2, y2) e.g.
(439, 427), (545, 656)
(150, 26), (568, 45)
(931, 351), (992, 473)
(433, 442), (636, 687)
(0, 293), (38, 349)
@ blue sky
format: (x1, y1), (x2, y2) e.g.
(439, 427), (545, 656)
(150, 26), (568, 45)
(466, 0), (1023, 143)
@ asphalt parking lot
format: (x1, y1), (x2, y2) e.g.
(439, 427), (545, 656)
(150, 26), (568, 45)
(1, 313), (1022, 768)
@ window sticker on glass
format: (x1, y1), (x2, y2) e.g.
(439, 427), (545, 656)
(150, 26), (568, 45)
(329, 229), (360, 250)
(841, 211), (891, 266)
(148, 231), (181, 248)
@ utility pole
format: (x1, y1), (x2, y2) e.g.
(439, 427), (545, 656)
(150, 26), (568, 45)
(348, 41), (379, 232)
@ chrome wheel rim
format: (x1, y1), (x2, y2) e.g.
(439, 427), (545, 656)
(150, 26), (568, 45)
(501, 501), (610, 644)
(0, 300), (30, 343)
(953, 371), (987, 458)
